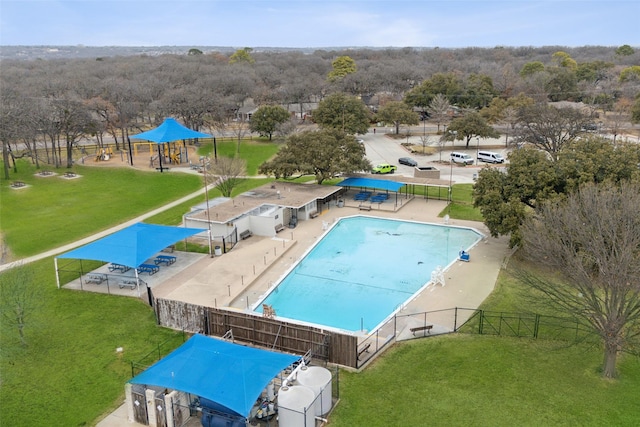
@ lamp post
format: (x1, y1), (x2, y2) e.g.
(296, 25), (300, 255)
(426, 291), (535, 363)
(476, 136), (480, 165)
(202, 156), (213, 258)
(448, 130), (457, 212)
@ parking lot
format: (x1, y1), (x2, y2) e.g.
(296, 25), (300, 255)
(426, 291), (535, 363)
(361, 127), (509, 184)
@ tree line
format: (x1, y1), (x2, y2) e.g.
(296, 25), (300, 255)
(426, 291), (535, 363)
(2, 45), (639, 177)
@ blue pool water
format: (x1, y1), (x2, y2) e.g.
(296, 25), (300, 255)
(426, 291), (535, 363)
(255, 216), (482, 333)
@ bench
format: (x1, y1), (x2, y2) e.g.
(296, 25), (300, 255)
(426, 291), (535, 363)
(239, 230), (252, 240)
(357, 343), (372, 360)
(410, 325), (433, 335)
(119, 279), (137, 289)
(154, 255), (176, 266)
(161, 245), (175, 253)
(359, 205), (372, 211)
(309, 211), (320, 219)
(275, 224), (285, 233)
(86, 273), (107, 285)
(137, 263), (159, 275)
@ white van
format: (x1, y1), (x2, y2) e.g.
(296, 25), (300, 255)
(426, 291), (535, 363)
(450, 152), (474, 165)
(477, 151), (505, 164)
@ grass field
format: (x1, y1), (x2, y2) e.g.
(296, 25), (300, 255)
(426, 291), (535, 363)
(0, 163), (202, 258)
(331, 335), (640, 426)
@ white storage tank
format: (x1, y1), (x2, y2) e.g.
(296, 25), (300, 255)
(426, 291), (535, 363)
(277, 385), (315, 427)
(296, 366), (332, 416)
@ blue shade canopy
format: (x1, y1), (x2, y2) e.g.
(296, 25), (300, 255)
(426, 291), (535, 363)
(338, 177), (405, 192)
(58, 223), (204, 268)
(130, 118), (211, 143)
(129, 334), (301, 417)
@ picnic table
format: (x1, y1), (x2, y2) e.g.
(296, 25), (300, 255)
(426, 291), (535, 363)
(108, 263), (131, 273)
(119, 279), (138, 289)
(137, 263), (159, 275)
(154, 255), (176, 266)
(86, 273), (107, 285)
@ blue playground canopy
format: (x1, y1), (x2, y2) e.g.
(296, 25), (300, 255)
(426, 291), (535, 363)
(130, 118), (211, 172)
(130, 117), (211, 143)
(57, 223), (204, 268)
(129, 334), (301, 418)
(338, 177), (405, 192)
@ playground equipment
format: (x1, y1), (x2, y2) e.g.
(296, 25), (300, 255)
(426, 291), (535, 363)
(95, 146), (114, 161)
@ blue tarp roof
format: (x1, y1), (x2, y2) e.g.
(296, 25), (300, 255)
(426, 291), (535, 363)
(338, 177), (405, 192)
(129, 334), (300, 417)
(57, 223), (204, 268)
(130, 118), (211, 143)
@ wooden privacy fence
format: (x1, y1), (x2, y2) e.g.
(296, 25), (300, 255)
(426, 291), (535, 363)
(154, 298), (359, 367)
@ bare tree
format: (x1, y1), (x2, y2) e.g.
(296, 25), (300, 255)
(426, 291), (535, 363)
(519, 182), (640, 378)
(427, 94), (450, 133)
(515, 104), (590, 161)
(208, 156), (247, 197)
(0, 264), (41, 347)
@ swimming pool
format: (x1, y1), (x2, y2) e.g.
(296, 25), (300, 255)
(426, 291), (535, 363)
(254, 216), (483, 333)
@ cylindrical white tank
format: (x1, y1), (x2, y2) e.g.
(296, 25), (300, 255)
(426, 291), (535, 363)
(297, 366), (333, 416)
(277, 386), (315, 427)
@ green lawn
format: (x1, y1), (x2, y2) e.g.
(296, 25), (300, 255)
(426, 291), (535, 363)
(331, 336), (640, 426)
(0, 258), (186, 427)
(197, 138), (280, 175)
(0, 163), (202, 258)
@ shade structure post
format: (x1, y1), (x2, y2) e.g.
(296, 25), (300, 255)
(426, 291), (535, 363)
(157, 145), (164, 172)
(135, 269), (141, 298)
(54, 258), (60, 288)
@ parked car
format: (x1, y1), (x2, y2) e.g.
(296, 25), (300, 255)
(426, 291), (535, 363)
(450, 152), (474, 165)
(477, 151), (505, 164)
(398, 157), (418, 167)
(371, 163), (397, 174)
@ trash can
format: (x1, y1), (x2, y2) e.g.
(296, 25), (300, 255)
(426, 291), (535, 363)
(337, 199), (344, 208)
(214, 246), (222, 256)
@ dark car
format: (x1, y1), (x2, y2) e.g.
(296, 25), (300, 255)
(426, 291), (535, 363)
(398, 157), (418, 167)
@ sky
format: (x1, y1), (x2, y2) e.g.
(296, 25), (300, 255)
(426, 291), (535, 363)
(1, 0), (639, 48)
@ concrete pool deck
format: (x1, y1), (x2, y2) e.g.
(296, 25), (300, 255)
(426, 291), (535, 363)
(152, 197), (511, 331)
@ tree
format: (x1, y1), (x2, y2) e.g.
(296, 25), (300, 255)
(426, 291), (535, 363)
(229, 48), (255, 64)
(259, 129), (371, 184)
(545, 67), (578, 102)
(249, 105), (291, 140)
(313, 93), (371, 135)
(462, 73), (497, 109)
(0, 264), (41, 347)
(473, 138), (640, 247)
(551, 51), (578, 70)
(328, 56), (357, 82)
(632, 93), (640, 124)
(375, 101), (419, 135)
(615, 44), (635, 57)
(187, 48), (203, 56)
(518, 182), (640, 379)
(474, 148), (556, 246)
(208, 156), (246, 197)
(519, 61), (545, 78)
(445, 112), (500, 148)
(404, 72), (464, 111)
(619, 65), (640, 83)
(514, 104), (589, 161)
(427, 93), (450, 133)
